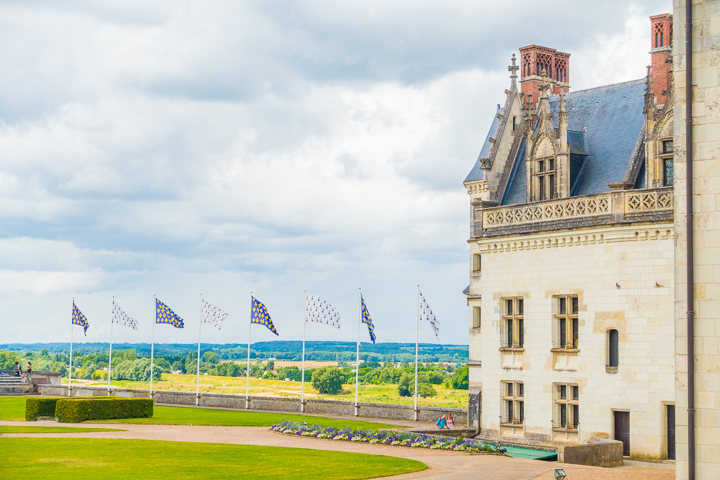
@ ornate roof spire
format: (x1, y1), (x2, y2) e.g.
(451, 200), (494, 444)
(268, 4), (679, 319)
(539, 69), (552, 99)
(508, 53), (519, 90)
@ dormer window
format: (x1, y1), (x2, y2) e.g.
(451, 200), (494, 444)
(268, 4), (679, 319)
(536, 157), (556, 200)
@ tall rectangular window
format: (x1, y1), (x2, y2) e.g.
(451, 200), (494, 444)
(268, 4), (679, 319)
(501, 298), (524, 349)
(554, 383), (579, 430)
(501, 381), (524, 426)
(553, 295), (579, 350)
(472, 254), (481, 273)
(535, 157), (556, 200)
(472, 307), (481, 330)
(661, 139), (673, 186)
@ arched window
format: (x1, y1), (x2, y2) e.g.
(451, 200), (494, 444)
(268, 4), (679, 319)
(608, 329), (619, 368)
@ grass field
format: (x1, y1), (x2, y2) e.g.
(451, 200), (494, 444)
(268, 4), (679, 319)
(75, 373), (468, 408)
(2, 438), (427, 480)
(0, 426), (124, 433)
(0, 397), (401, 429)
(102, 405), (401, 429)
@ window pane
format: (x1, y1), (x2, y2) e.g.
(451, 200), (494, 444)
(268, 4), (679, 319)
(664, 158), (674, 186)
(507, 383), (513, 396)
(663, 140), (673, 154)
(560, 404), (567, 427)
(609, 329), (619, 367)
(540, 176), (546, 200)
(548, 174), (555, 199)
(572, 297), (579, 314)
(572, 318), (579, 348)
(507, 320), (513, 347)
(572, 405), (579, 428)
(519, 401), (524, 423)
(518, 318), (524, 348)
(507, 401), (513, 423)
(572, 385), (579, 400)
(518, 383), (524, 398)
(560, 385), (566, 400)
(560, 318), (567, 348)
(538, 160), (544, 172)
(548, 158), (554, 170)
(559, 297), (566, 314)
(506, 300), (513, 315)
(518, 299), (524, 315)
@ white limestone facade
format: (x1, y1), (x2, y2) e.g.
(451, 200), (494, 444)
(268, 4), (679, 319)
(468, 222), (675, 458)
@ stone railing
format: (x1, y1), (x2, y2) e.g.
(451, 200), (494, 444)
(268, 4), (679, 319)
(474, 187), (673, 237)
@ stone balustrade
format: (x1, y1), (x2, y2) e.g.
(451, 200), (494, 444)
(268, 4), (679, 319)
(473, 187), (673, 237)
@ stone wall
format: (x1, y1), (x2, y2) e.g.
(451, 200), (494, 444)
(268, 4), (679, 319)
(673, 1), (720, 478)
(37, 385), (467, 424)
(560, 438), (624, 467)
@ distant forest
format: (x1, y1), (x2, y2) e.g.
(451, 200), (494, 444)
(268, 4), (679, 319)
(0, 341), (469, 363)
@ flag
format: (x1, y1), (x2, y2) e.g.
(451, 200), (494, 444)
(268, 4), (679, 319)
(155, 298), (184, 328)
(361, 295), (376, 343)
(305, 295), (340, 329)
(112, 300), (138, 331)
(419, 291), (440, 339)
(251, 297), (279, 336)
(72, 301), (89, 336)
(201, 298), (228, 330)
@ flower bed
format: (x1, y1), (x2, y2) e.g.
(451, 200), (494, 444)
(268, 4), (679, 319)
(270, 421), (496, 454)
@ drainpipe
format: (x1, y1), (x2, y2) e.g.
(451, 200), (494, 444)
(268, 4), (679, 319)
(684, 1), (695, 479)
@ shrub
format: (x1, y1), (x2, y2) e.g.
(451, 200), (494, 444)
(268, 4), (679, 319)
(417, 383), (437, 397)
(311, 366), (344, 394)
(25, 398), (62, 421)
(55, 398), (153, 423)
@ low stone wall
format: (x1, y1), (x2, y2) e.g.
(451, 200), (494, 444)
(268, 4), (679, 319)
(560, 437), (624, 467)
(37, 385), (468, 424)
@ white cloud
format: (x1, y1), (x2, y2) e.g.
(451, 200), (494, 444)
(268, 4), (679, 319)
(0, 0), (673, 345)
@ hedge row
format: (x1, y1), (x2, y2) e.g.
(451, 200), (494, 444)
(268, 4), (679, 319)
(25, 397), (63, 421)
(55, 398), (153, 423)
(25, 397), (153, 423)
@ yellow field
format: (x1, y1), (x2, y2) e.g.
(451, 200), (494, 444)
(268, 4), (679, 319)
(76, 373), (469, 408)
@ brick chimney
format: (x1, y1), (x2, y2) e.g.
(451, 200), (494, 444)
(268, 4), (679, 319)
(519, 45), (570, 109)
(650, 14), (673, 106)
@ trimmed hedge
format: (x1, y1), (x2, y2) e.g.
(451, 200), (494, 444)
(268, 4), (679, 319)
(25, 398), (63, 421)
(55, 398), (153, 424)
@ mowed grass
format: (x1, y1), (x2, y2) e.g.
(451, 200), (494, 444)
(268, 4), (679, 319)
(2, 438), (427, 480)
(0, 396), (27, 421)
(0, 397), (401, 429)
(104, 405), (401, 429)
(0, 426), (124, 433)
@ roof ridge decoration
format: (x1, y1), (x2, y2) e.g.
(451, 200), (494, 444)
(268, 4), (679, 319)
(479, 54), (520, 170)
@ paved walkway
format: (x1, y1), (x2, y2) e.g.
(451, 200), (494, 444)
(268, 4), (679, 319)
(1, 421), (674, 480)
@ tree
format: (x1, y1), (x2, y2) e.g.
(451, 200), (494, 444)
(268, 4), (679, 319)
(450, 365), (469, 390)
(249, 363), (264, 378)
(311, 366), (344, 394)
(417, 383), (437, 397)
(265, 360), (275, 371)
(202, 351), (219, 364)
(397, 372), (414, 397)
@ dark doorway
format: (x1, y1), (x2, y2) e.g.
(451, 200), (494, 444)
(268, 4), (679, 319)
(614, 411), (630, 456)
(667, 405), (676, 460)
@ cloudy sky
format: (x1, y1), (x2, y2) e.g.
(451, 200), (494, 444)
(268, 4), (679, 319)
(1, 0), (672, 346)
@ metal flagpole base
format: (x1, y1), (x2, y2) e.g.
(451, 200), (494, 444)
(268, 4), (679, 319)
(413, 409), (420, 422)
(245, 397), (251, 410)
(354, 404), (360, 417)
(300, 400), (306, 413)
(195, 394), (200, 406)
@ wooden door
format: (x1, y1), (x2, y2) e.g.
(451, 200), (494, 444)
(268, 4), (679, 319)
(614, 411), (630, 456)
(667, 405), (676, 460)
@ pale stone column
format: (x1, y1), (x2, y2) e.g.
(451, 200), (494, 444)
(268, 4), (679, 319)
(673, 1), (720, 478)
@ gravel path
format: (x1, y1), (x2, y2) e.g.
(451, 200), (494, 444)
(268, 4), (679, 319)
(2, 420), (674, 480)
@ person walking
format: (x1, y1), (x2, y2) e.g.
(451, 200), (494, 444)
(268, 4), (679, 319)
(14, 361), (21, 377)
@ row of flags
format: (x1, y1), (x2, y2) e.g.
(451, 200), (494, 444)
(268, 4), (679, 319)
(71, 290), (441, 342)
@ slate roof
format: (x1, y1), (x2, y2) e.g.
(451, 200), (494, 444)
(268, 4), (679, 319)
(499, 78), (646, 205)
(464, 105), (501, 183)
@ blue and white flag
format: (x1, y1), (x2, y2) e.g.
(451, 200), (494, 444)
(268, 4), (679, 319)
(419, 291), (440, 339)
(305, 295), (340, 329)
(202, 297), (228, 330)
(251, 297), (279, 336)
(72, 301), (89, 336)
(361, 295), (376, 343)
(112, 300), (138, 331)
(156, 298), (184, 328)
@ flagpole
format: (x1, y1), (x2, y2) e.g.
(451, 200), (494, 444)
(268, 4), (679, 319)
(354, 287), (362, 416)
(108, 297), (114, 397)
(301, 289), (307, 413)
(150, 295), (156, 397)
(69, 298), (74, 397)
(246, 292), (252, 409)
(196, 294), (203, 406)
(414, 285), (420, 421)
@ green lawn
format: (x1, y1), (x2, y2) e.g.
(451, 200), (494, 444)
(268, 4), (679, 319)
(0, 426), (124, 433)
(105, 405), (402, 429)
(0, 396), (27, 421)
(2, 438), (427, 480)
(0, 397), (401, 429)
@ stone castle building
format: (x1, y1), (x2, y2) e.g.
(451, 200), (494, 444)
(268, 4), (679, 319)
(463, 14), (676, 460)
